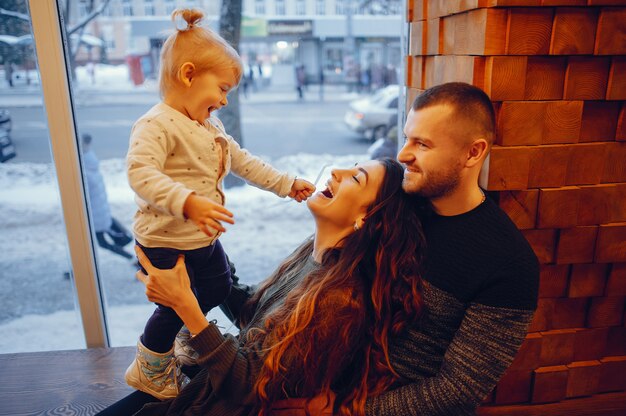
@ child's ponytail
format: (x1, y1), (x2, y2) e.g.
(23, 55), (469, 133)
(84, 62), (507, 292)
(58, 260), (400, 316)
(172, 8), (204, 31)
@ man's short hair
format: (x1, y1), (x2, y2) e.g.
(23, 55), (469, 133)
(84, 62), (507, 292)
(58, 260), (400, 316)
(412, 82), (496, 145)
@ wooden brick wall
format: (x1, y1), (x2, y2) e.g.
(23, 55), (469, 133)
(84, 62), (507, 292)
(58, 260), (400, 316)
(406, 0), (626, 414)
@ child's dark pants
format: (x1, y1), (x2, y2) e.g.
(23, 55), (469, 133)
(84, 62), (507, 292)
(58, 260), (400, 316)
(137, 240), (231, 353)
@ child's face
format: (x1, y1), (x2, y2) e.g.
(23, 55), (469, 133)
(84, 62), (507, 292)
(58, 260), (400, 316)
(184, 67), (237, 123)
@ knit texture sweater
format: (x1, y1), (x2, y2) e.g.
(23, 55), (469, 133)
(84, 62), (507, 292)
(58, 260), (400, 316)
(134, 256), (319, 416)
(365, 196), (539, 415)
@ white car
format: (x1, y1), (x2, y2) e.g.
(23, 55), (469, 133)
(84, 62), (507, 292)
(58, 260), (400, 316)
(344, 85), (400, 141)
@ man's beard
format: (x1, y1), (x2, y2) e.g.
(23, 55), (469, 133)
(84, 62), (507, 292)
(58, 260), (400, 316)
(402, 163), (463, 199)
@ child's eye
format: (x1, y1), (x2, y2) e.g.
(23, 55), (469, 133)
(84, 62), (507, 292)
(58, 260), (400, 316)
(352, 175), (360, 184)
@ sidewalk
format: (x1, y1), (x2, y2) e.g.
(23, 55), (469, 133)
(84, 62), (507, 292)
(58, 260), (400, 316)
(0, 82), (360, 108)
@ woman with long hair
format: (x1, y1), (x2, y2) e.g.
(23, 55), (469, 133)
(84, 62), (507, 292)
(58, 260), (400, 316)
(98, 158), (425, 416)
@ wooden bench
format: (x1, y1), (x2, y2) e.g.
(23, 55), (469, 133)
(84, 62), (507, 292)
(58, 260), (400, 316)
(1, 347), (625, 416)
(0, 347), (135, 415)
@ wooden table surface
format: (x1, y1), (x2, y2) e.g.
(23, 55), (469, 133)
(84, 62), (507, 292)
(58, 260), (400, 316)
(0, 347), (135, 416)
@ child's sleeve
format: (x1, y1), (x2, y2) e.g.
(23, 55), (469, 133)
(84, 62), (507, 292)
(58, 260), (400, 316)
(126, 119), (194, 219)
(227, 137), (295, 197)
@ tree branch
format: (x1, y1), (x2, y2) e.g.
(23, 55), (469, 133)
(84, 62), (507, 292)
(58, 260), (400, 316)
(67, 0), (112, 35)
(0, 8), (29, 21)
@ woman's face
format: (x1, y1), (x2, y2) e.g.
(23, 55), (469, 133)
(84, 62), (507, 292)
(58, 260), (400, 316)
(307, 160), (385, 230)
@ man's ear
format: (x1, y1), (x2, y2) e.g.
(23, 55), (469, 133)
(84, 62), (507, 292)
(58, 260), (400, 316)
(177, 62), (196, 87)
(465, 138), (489, 168)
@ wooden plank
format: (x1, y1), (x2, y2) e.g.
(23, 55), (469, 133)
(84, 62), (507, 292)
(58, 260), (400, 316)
(484, 56), (527, 101)
(542, 100), (583, 144)
(407, 56), (424, 89)
(605, 262), (626, 296)
(483, 145), (533, 190)
(506, 8), (554, 55)
(477, 391), (626, 416)
(568, 263), (609, 297)
(542, 0), (586, 4)
(497, 101), (546, 145)
(0, 347), (135, 415)
(565, 143), (608, 185)
(555, 226), (598, 264)
(537, 186), (581, 229)
(612, 184), (626, 222)
(577, 184), (617, 226)
(617, 103), (626, 141)
(540, 329), (577, 367)
(509, 332), (544, 370)
(409, 21), (426, 55)
(528, 144), (571, 188)
(551, 297), (588, 329)
(606, 56), (626, 100)
(426, 18), (442, 55)
(580, 101), (621, 143)
(586, 295), (626, 327)
(566, 360), (602, 398)
(595, 223), (626, 263)
(594, 7), (626, 55)
(532, 364), (570, 403)
(588, 0), (626, 4)
(499, 189), (539, 229)
(468, 8), (508, 55)
(550, 7), (599, 55)
(522, 229), (558, 264)
(605, 326), (626, 356)
(529, 298), (556, 332)
(598, 357), (626, 393)
(564, 57), (611, 100)
(495, 369), (533, 404)
(573, 328), (609, 362)
(538, 264), (570, 298)
(442, 12), (461, 54)
(524, 56), (567, 100)
(601, 142), (626, 183)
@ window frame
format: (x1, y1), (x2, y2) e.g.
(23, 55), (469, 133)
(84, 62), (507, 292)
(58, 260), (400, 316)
(29, 0), (109, 348)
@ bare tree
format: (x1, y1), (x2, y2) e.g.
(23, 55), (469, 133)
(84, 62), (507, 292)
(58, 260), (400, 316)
(59, 0), (113, 79)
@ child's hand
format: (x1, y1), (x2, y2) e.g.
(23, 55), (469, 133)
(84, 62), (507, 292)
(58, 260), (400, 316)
(289, 178), (316, 202)
(183, 193), (234, 236)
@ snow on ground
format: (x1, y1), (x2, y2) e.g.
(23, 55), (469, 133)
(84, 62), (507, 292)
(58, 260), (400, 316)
(0, 152), (367, 353)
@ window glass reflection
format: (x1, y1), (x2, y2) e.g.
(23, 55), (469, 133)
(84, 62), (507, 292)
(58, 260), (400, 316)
(0, 0), (85, 353)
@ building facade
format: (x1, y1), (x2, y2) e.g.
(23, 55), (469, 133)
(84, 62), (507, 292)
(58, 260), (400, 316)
(71, 0), (402, 86)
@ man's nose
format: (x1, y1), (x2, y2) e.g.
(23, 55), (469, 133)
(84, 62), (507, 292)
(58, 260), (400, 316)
(397, 144), (412, 163)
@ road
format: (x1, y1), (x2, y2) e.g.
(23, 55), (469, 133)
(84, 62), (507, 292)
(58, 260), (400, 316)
(6, 98), (373, 163)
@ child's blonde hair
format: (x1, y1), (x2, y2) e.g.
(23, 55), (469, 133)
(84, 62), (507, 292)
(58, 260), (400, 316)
(159, 9), (243, 96)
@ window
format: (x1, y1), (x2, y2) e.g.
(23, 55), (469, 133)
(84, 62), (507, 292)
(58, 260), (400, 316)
(144, 0), (155, 16)
(275, 0), (286, 15)
(122, 0), (133, 16)
(78, 0), (89, 17)
(335, 0), (345, 15)
(0, 0), (91, 353)
(255, 0), (265, 15)
(164, 0), (176, 15)
(296, 0), (306, 15)
(316, 0), (325, 15)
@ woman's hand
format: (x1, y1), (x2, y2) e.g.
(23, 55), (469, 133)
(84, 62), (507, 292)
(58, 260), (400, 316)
(134, 246), (195, 309)
(135, 246), (211, 335)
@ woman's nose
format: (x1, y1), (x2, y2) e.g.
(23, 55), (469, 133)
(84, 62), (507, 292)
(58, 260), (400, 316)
(330, 169), (343, 181)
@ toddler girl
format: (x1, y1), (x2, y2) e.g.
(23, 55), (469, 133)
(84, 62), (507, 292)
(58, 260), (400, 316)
(124, 8), (314, 399)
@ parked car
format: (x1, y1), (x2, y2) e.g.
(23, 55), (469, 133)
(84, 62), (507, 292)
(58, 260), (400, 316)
(0, 109), (16, 163)
(344, 84), (399, 141)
